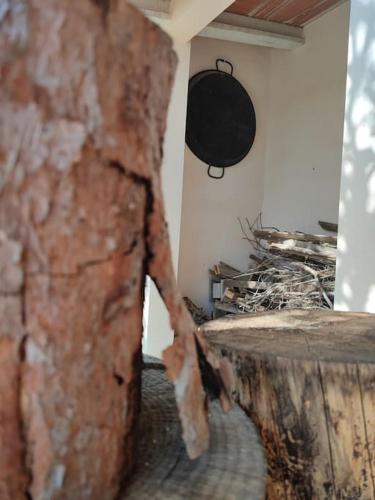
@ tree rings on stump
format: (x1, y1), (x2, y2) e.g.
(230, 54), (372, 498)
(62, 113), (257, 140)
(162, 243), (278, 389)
(201, 310), (375, 500)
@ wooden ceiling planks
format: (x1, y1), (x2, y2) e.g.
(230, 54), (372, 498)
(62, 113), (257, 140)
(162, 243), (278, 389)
(226, 0), (269, 16)
(290, 0), (343, 25)
(226, 0), (344, 26)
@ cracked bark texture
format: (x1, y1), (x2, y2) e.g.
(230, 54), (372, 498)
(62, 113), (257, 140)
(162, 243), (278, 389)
(202, 310), (375, 500)
(0, 0), (226, 498)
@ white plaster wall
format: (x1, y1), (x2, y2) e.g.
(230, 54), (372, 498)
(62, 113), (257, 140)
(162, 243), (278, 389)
(178, 6), (350, 314)
(335, 0), (375, 313)
(178, 37), (271, 312)
(261, 2), (350, 234)
(143, 41), (191, 357)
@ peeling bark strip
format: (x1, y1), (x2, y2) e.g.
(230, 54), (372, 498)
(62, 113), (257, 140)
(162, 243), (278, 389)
(0, 1), (231, 498)
(202, 310), (375, 500)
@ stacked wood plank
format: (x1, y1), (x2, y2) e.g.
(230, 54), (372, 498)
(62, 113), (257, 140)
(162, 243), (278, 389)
(211, 227), (337, 317)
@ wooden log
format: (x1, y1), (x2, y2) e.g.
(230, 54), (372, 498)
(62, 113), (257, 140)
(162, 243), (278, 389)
(210, 262), (241, 279)
(268, 242), (336, 264)
(211, 278), (265, 303)
(253, 229), (337, 247)
(214, 301), (239, 314)
(319, 221), (338, 233)
(202, 310), (375, 500)
(222, 279), (268, 292)
(1, 1), (231, 498)
(0, 1), (177, 497)
(222, 288), (239, 302)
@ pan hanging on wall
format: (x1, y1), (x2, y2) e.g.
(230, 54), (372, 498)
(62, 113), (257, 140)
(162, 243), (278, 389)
(185, 59), (256, 179)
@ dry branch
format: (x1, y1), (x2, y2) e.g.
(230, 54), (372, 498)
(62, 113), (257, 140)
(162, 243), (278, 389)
(253, 229), (337, 246)
(211, 216), (336, 315)
(268, 242), (336, 264)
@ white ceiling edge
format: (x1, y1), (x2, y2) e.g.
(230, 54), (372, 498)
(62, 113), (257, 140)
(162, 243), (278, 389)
(129, 0), (305, 50)
(200, 12), (305, 50)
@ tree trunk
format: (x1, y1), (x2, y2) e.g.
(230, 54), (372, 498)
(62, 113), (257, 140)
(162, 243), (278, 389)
(0, 1), (176, 498)
(202, 309), (375, 500)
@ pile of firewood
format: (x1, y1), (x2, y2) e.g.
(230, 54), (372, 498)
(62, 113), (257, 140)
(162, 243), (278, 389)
(211, 219), (337, 316)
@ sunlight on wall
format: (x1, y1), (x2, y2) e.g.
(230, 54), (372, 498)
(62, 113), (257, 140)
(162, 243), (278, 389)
(261, 2), (349, 235)
(335, 0), (375, 313)
(365, 285), (375, 311)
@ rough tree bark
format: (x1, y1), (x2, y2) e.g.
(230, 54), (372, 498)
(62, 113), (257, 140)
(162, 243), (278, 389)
(202, 310), (375, 500)
(0, 1), (230, 499)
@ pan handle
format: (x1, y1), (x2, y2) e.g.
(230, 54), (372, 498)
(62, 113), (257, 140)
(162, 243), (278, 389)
(207, 165), (225, 179)
(216, 58), (233, 76)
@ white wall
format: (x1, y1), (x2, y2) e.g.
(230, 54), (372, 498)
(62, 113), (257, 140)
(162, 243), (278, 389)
(335, 0), (375, 313)
(143, 41), (191, 357)
(177, 5), (350, 314)
(262, 2), (350, 234)
(178, 37), (271, 312)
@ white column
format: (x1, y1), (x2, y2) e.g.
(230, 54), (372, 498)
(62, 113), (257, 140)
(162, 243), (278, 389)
(335, 0), (375, 312)
(167, 0), (235, 42)
(143, 41), (191, 357)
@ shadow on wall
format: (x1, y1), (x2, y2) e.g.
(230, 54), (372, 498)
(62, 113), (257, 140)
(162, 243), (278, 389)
(335, 0), (375, 312)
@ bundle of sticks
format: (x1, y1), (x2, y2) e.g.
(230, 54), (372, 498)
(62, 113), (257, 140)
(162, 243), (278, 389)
(211, 217), (337, 316)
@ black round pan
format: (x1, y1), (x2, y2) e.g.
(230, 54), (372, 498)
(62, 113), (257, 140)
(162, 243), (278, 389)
(185, 59), (256, 179)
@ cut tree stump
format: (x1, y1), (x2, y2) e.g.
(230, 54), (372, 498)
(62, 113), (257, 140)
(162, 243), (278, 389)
(201, 310), (375, 500)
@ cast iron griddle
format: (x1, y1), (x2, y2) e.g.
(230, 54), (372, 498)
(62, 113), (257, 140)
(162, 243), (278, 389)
(186, 59), (256, 179)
